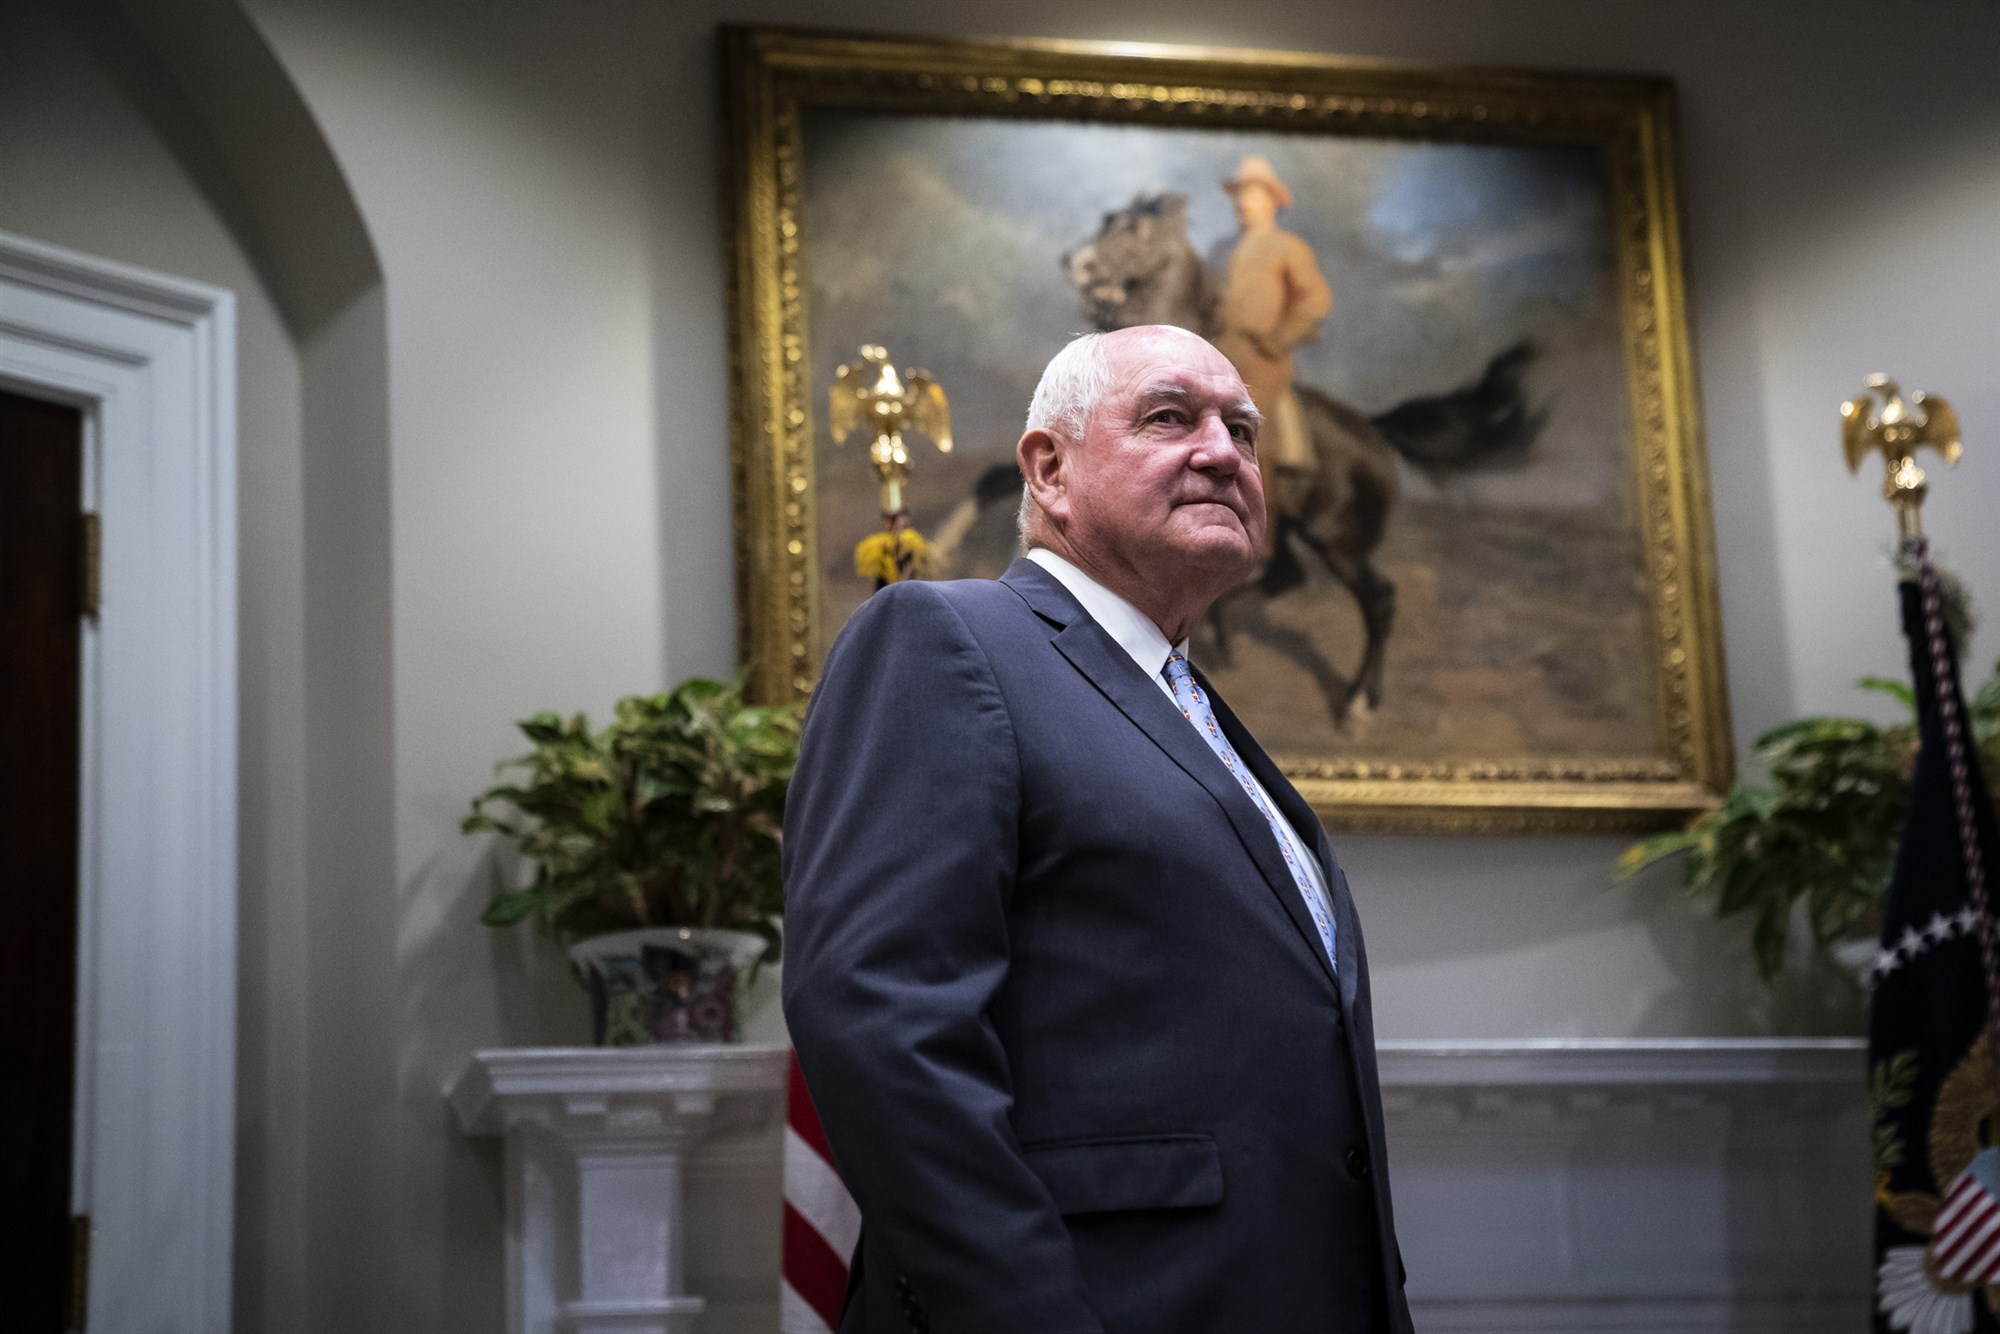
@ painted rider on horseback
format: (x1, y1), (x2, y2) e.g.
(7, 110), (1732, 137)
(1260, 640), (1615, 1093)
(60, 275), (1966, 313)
(1214, 156), (1332, 548)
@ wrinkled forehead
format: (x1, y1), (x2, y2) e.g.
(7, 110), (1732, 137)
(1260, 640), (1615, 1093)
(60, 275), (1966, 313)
(1102, 328), (1246, 402)
(1109, 358), (1255, 420)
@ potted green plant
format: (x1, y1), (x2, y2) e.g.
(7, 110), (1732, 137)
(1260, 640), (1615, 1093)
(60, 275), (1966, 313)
(463, 676), (803, 1044)
(1617, 662), (2000, 983)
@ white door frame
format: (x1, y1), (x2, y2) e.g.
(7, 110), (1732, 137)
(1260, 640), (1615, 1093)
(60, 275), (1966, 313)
(0, 231), (237, 1333)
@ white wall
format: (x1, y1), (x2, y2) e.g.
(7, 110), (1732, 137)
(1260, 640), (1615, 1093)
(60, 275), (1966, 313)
(0, 4), (316, 1327)
(8, 0), (2000, 1328)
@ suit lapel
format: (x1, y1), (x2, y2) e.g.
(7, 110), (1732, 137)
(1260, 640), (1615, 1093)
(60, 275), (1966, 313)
(1198, 665), (1357, 1009)
(1003, 560), (1339, 998)
(1319, 832), (1360, 1010)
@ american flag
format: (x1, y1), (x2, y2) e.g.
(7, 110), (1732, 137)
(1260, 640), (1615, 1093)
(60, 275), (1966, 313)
(1934, 1148), (2000, 1284)
(783, 1054), (860, 1333)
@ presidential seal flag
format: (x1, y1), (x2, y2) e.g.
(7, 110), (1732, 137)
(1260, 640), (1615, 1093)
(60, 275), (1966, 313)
(1870, 550), (2000, 1334)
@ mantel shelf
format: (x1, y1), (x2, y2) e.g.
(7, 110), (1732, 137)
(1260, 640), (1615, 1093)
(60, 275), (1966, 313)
(450, 1043), (790, 1137)
(1375, 1036), (1865, 1087)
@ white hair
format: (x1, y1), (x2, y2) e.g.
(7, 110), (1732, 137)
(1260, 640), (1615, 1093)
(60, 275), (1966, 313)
(1016, 327), (1218, 542)
(1018, 333), (1114, 541)
(1025, 332), (1115, 447)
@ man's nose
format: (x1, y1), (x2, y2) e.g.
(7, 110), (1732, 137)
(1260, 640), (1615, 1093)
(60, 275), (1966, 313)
(1189, 415), (1245, 474)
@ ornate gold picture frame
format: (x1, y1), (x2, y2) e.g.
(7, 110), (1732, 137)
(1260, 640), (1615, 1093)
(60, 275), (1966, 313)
(722, 26), (1731, 832)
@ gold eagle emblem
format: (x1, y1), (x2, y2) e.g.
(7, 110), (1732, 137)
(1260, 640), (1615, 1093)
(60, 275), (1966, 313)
(829, 344), (952, 516)
(1843, 374), (1962, 541)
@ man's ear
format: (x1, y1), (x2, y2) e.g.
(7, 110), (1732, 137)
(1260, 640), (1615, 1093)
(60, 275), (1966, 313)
(1017, 428), (1069, 522)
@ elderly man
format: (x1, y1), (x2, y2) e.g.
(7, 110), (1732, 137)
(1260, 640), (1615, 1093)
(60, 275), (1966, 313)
(783, 325), (1409, 1334)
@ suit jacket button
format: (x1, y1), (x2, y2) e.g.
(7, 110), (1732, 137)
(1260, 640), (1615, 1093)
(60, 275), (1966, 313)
(1345, 1148), (1371, 1180)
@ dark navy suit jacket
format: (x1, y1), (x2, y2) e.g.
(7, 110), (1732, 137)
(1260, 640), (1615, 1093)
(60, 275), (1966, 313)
(782, 558), (1411, 1334)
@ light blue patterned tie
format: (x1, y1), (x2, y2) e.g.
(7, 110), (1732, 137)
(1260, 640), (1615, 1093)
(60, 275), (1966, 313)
(1162, 653), (1337, 969)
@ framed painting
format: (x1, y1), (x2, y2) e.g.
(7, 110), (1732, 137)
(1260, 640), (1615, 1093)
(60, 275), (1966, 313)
(721, 26), (1731, 832)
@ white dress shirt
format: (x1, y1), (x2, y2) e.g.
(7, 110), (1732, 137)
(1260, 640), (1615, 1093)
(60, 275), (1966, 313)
(1025, 548), (1335, 923)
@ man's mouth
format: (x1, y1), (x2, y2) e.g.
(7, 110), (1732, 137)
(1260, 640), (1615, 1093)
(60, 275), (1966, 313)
(1177, 497), (1245, 522)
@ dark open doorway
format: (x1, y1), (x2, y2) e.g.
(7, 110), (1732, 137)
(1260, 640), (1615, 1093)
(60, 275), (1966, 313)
(0, 385), (87, 1331)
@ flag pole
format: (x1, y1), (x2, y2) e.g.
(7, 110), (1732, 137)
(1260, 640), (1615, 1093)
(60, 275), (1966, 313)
(784, 349), (951, 1331)
(1845, 374), (1999, 1055)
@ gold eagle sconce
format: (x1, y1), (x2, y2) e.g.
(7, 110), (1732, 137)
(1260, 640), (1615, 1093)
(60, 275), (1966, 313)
(1842, 374), (1963, 542)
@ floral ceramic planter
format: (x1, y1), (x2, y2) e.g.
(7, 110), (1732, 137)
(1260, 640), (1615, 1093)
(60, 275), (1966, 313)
(568, 927), (768, 1046)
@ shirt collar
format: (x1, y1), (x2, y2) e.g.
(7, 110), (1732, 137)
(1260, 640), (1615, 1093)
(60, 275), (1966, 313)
(1026, 547), (1189, 680)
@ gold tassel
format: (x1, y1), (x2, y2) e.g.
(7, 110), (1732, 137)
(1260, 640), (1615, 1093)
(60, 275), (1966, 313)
(854, 528), (931, 584)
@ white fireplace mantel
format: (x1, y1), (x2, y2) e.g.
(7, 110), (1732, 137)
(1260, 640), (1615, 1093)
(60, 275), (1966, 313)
(452, 1037), (1870, 1334)
(1376, 1038), (1871, 1333)
(450, 1044), (790, 1334)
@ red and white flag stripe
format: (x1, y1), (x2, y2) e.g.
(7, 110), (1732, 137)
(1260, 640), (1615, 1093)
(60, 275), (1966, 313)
(1934, 1161), (2000, 1283)
(783, 1054), (862, 1333)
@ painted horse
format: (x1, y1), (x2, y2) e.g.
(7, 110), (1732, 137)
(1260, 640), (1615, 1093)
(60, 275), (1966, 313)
(1060, 192), (1544, 726)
